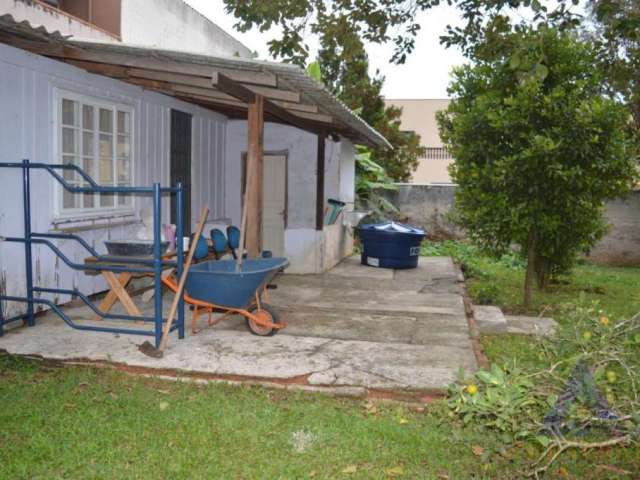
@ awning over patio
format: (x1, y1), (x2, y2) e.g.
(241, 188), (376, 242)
(0, 13), (390, 149)
(0, 13), (390, 256)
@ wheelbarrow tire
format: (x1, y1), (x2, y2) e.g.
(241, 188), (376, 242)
(246, 303), (280, 337)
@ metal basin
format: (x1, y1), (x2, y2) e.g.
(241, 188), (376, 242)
(104, 240), (169, 257)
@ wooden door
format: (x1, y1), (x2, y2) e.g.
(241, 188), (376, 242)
(170, 109), (192, 235)
(262, 155), (287, 256)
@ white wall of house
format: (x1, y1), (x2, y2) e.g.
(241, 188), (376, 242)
(225, 121), (355, 273)
(0, 42), (226, 317)
(120, 0), (252, 58)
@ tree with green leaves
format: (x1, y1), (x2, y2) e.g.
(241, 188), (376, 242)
(321, 43), (424, 181)
(589, 0), (640, 136)
(224, 0), (437, 66)
(438, 27), (637, 306)
(224, 0), (425, 182)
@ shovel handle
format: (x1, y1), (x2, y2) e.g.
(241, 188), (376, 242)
(158, 207), (209, 352)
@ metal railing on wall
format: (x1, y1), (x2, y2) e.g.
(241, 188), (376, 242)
(0, 159), (186, 348)
(420, 147), (453, 160)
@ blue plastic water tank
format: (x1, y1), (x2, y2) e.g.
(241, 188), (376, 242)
(357, 222), (425, 269)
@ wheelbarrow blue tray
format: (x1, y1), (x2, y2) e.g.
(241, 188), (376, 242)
(185, 257), (288, 309)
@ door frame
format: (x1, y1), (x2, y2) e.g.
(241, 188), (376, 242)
(170, 109), (193, 236)
(241, 150), (289, 229)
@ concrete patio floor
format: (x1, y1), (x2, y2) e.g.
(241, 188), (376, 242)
(0, 256), (478, 398)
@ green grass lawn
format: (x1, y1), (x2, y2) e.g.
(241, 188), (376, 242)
(0, 354), (513, 479)
(2, 353), (638, 479)
(1, 243), (638, 478)
(422, 240), (640, 320)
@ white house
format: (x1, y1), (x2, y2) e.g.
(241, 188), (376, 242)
(0, 7), (389, 320)
(0, 0), (252, 57)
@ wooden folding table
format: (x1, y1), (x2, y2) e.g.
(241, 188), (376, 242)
(84, 252), (176, 319)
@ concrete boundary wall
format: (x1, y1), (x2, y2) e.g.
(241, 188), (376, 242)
(384, 184), (463, 240)
(386, 184), (640, 266)
(588, 192), (640, 266)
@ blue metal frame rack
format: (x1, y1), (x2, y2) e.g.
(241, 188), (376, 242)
(0, 159), (186, 348)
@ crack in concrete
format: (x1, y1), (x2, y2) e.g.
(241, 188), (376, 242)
(350, 365), (409, 388)
(304, 339), (334, 358)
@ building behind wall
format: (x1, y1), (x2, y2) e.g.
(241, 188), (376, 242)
(1, 0), (252, 58)
(385, 98), (453, 184)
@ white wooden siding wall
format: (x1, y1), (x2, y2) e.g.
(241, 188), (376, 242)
(225, 121), (340, 229)
(0, 43), (227, 318)
(192, 118), (226, 222)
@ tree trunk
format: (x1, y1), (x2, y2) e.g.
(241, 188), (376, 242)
(524, 228), (537, 308)
(536, 255), (549, 291)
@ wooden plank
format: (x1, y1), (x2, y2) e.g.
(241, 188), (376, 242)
(174, 92), (247, 109)
(65, 59), (129, 78)
(214, 76), (328, 133)
(245, 94), (265, 257)
(96, 272), (133, 319)
(247, 85), (300, 103)
(128, 67), (215, 89)
(316, 132), (326, 231)
(213, 71), (256, 103)
(272, 100), (318, 114)
(173, 94), (248, 118)
(3, 36), (342, 136)
(0, 35), (278, 86)
(102, 271), (143, 317)
(289, 110), (333, 124)
(123, 76), (240, 103)
(262, 99), (331, 133)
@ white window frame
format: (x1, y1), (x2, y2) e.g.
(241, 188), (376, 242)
(54, 89), (135, 219)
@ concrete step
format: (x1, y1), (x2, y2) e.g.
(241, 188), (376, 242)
(473, 305), (508, 333)
(504, 315), (558, 336)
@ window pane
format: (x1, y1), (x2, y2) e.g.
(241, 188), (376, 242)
(62, 155), (79, 181)
(100, 193), (115, 207)
(117, 111), (130, 134)
(99, 157), (114, 183)
(116, 135), (130, 158)
(62, 127), (78, 154)
(63, 189), (77, 209)
(118, 186), (132, 206)
(60, 99), (133, 212)
(83, 193), (95, 208)
(62, 99), (78, 126)
(82, 131), (94, 156)
(117, 157), (131, 183)
(99, 134), (113, 157)
(82, 157), (94, 178)
(99, 108), (113, 133)
(82, 105), (94, 130)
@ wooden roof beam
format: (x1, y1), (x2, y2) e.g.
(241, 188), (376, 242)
(213, 72), (337, 135)
(272, 100), (318, 114)
(0, 34), (278, 87)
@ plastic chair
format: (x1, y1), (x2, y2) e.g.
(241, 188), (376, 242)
(226, 225), (241, 259)
(210, 228), (228, 260)
(226, 225), (272, 259)
(191, 234), (209, 261)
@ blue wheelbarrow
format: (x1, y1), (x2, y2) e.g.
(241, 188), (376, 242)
(162, 257), (288, 336)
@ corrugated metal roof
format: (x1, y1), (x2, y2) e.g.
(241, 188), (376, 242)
(0, 14), (390, 148)
(0, 13), (68, 42)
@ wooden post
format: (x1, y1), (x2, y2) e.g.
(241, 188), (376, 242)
(245, 94), (264, 257)
(316, 131), (326, 231)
